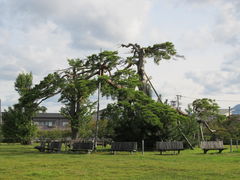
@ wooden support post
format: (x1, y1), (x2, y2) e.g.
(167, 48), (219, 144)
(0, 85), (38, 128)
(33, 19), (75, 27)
(178, 127), (194, 150)
(199, 123), (204, 141)
(197, 130), (200, 148)
(230, 139), (233, 153)
(142, 140), (144, 155)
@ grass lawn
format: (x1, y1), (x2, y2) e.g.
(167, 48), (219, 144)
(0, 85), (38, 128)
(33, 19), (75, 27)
(0, 143), (239, 180)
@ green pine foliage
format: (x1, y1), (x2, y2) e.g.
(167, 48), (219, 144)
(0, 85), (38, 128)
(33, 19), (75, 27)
(102, 89), (187, 144)
(121, 42), (178, 96)
(183, 105), (199, 146)
(58, 59), (97, 139)
(2, 73), (40, 144)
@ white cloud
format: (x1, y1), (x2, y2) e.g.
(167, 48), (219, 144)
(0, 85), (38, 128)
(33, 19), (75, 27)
(171, 0), (240, 98)
(176, 0), (240, 46)
(0, 0), (153, 111)
(179, 27), (214, 51)
(186, 48), (240, 95)
(209, 1), (239, 46)
(5, 0), (151, 49)
(1, 0), (240, 112)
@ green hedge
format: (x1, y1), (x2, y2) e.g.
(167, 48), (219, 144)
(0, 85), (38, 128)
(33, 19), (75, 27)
(36, 129), (71, 139)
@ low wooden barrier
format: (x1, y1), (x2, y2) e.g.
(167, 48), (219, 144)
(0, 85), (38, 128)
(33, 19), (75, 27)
(46, 141), (62, 152)
(156, 141), (184, 154)
(69, 142), (94, 154)
(35, 141), (62, 152)
(200, 141), (227, 154)
(111, 142), (137, 154)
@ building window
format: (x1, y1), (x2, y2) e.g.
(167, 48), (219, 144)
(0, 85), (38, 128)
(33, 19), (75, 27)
(39, 122), (44, 126)
(63, 122), (68, 127)
(38, 121), (53, 126)
(48, 121), (53, 127)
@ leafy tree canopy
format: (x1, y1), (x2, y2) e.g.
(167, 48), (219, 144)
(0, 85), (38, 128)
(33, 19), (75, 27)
(2, 72), (44, 144)
(102, 89), (187, 143)
(192, 98), (225, 122)
(15, 72), (33, 96)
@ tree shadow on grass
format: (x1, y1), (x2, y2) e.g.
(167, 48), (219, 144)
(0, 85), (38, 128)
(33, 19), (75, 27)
(194, 152), (225, 155)
(154, 153), (181, 156)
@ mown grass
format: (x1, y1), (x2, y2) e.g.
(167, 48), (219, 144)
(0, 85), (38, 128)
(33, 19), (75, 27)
(0, 143), (239, 180)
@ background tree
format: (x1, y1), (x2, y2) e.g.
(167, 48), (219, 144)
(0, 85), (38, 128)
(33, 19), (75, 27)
(182, 105), (201, 146)
(192, 98), (226, 141)
(2, 107), (21, 143)
(2, 72), (46, 144)
(121, 42), (179, 98)
(221, 115), (240, 140)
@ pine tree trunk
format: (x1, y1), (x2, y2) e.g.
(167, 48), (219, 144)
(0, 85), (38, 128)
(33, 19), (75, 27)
(71, 127), (79, 140)
(70, 103), (79, 140)
(137, 50), (148, 95)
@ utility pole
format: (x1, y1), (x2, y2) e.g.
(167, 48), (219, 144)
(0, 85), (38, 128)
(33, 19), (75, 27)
(176, 95), (182, 110)
(94, 50), (103, 151)
(228, 106), (231, 118)
(94, 77), (101, 150)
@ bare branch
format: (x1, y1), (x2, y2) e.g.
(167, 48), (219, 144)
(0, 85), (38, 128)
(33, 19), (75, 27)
(121, 43), (141, 54)
(106, 79), (123, 89)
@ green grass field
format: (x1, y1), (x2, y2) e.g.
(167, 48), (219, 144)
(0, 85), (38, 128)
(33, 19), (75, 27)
(0, 143), (239, 180)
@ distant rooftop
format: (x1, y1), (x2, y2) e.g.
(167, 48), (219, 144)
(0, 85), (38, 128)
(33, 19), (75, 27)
(219, 109), (230, 116)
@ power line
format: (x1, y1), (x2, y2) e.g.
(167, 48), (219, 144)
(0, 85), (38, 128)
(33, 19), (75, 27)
(181, 95), (240, 103)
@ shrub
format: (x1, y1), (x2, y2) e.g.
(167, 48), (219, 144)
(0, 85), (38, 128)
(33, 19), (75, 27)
(36, 129), (71, 140)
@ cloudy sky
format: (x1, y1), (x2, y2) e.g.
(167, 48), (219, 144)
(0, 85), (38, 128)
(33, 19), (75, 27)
(1, 0), (240, 112)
